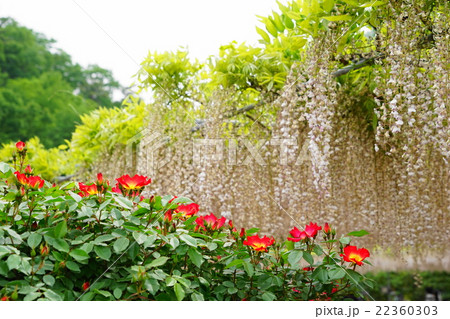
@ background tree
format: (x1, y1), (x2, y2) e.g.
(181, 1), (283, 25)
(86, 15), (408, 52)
(0, 17), (122, 147)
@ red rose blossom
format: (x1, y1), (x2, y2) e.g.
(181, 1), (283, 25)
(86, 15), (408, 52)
(116, 174), (151, 191)
(27, 176), (45, 189)
(323, 223), (331, 234)
(175, 203), (199, 218)
(78, 182), (98, 197)
(15, 141), (25, 151)
(243, 234), (275, 252)
(164, 210), (173, 222)
(304, 222), (322, 238)
(340, 245), (370, 266)
(195, 213), (226, 231)
(288, 226), (308, 242)
(82, 282), (90, 291)
(24, 165), (33, 174)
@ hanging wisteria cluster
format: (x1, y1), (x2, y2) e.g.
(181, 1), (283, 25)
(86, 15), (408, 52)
(93, 2), (449, 270)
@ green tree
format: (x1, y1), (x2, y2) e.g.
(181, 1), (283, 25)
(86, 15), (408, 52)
(0, 72), (97, 147)
(0, 17), (122, 147)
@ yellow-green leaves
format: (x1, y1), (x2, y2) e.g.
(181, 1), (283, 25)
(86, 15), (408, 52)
(323, 14), (352, 21)
(256, 26), (271, 43)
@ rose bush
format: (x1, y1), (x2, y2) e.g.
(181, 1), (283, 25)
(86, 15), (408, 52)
(0, 142), (374, 301)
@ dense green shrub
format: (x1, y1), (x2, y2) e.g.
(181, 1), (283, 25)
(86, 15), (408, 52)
(365, 271), (450, 301)
(0, 143), (374, 301)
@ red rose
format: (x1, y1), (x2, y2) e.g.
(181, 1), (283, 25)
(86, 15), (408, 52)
(304, 222), (322, 238)
(323, 223), (331, 234)
(14, 171), (28, 185)
(78, 182), (98, 197)
(40, 245), (49, 256)
(15, 141), (25, 151)
(116, 174), (151, 191)
(27, 176), (45, 189)
(288, 226), (308, 242)
(164, 210), (173, 222)
(24, 165), (33, 174)
(243, 234), (275, 252)
(340, 245), (370, 266)
(82, 282), (90, 291)
(175, 203), (199, 218)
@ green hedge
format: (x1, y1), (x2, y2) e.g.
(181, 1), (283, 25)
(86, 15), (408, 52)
(365, 271), (450, 301)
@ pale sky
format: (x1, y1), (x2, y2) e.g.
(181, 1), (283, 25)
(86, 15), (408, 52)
(1, 0), (283, 90)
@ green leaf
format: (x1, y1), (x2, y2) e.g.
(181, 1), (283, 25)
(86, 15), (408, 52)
(256, 26), (270, 43)
(360, 1), (386, 8)
(246, 228), (259, 235)
(339, 237), (351, 245)
(286, 11), (301, 20)
(328, 268), (346, 280)
(312, 267), (328, 283)
(165, 276), (177, 287)
(53, 239), (69, 253)
(94, 245), (112, 260)
(322, 15), (352, 21)
(132, 232), (147, 245)
(288, 250), (303, 269)
(281, 14), (294, 29)
(44, 289), (62, 301)
(169, 236), (180, 249)
(206, 242), (218, 251)
(262, 291), (276, 301)
(94, 234), (116, 244)
(285, 240), (294, 251)
(27, 233), (42, 249)
(179, 234), (197, 247)
(92, 289), (111, 298)
(144, 278), (160, 295)
(322, 0), (335, 12)
(80, 292), (94, 301)
(113, 288), (123, 299)
(6, 254), (21, 270)
(5, 227), (22, 243)
(24, 292), (41, 301)
(144, 235), (157, 248)
(69, 249), (89, 262)
(187, 247), (203, 268)
(243, 261), (254, 277)
(66, 261), (80, 272)
(0, 162), (13, 173)
(228, 287), (238, 294)
(225, 259), (244, 269)
(174, 283), (185, 301)
(0, 246), (11, 259)
(115, 196), (133, 210)
(43, 275), (55, 286)
(53, 220), (67, 239)
(191, 292), (204, 301)
(113, 237), (130, 253)
(303, 251), (314, 265)
(346, 230), (369, 237)
(147, 256), (169, 268)
(68, 191), (82, 203)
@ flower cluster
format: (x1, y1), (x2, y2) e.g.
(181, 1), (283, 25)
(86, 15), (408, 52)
(340, 245), (370, 266)
(14, 171), (45, 190)
(114, 174), (151, 197)
(194, 213), (226, 232)
(288, 222), (322, 242)
(243, 234), (275, 252)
